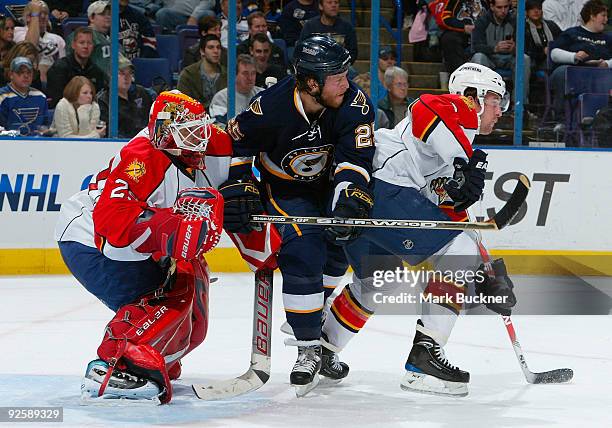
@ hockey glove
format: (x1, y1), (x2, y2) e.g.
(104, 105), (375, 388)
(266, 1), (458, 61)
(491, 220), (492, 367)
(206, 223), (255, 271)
(218, 178), (264, 234)
(129, 188), (223, 261)
(325, 183), (374, 245)
(444, 149), (488, 212)
(475, 258), (517, 316)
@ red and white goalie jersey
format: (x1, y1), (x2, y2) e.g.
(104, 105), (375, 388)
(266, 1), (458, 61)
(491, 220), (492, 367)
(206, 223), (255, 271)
(55, 127), (232, 261)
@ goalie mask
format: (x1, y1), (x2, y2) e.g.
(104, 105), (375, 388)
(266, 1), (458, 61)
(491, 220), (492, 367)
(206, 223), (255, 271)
(448, 63), (509, 133)
(148, 90), (214, 169)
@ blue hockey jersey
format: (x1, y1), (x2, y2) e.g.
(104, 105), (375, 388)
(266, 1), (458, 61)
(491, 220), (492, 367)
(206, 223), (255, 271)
(551, 26), (612, 69)
(0, 84), (49, 136)
(226, 75), (375, 196)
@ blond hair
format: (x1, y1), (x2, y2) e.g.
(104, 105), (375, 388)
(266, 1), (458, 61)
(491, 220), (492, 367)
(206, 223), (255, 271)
(63, 76), (96, 105)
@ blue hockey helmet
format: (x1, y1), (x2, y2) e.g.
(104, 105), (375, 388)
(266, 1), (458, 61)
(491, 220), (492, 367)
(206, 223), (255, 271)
(293, 35), (351, 87)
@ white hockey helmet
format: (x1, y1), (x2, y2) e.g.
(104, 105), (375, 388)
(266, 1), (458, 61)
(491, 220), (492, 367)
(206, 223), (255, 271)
(448, 63), (509, 112)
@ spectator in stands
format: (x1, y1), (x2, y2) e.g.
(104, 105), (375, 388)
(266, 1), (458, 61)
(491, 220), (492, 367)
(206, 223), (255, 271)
(46, 1), (82, 22)
(550, 0), (612, 119)
(66, 1), (112, 77)
(237, 11), (285, 67)
(1, 42), (42, 89)
(299, 0), (358, 65)
(47, 27), (107, 108)
(249, 33), (286, 87)
(14, 1), (66, 85)
(178, 34), (226, 109)
(219, 0), (250, 48)
(377, 66), (414, 128)
(183, 15), (226, 68)
(119, 0), (158, 60)
(470, 0), (531, 103)
(436, 0), (487, 74)
(543, 0), (589, 31)
(261, 0), (282, 35)
(375, 46), (396, 100)
(149, 1), (215, 32)
(209, 54), (263, 124)
(98, 56), (154, 138)
(46, 0), (83, 33)
(525, 0), (562, 72)
(0, 16), (16, 62)
(0, 56), (49, 135)
(52, 75), (105, 138)
(352, 72), (390, 129)
(279, 0), (319, 49)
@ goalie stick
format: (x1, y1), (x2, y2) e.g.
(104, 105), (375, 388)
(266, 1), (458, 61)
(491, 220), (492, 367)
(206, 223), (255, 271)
(193, 268), (273, 400)
(252, 175), (530, 231)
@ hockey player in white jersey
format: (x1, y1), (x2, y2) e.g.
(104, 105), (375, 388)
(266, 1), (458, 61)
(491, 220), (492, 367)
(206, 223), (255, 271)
(320, 63), (517, 397)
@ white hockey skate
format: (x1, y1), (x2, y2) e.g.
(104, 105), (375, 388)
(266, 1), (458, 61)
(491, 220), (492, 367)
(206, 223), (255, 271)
(81, 359), (163, 404)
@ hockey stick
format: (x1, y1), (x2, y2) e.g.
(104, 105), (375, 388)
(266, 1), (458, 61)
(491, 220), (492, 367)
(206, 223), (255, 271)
(475, 240), (574, 385)
(193, 268), (273, 400)
(502, 315), (574, 384)
(252, 174), (530, 231)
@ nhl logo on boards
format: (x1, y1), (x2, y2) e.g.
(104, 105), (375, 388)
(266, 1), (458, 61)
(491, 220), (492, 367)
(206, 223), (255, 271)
(403, 239), (414, 250)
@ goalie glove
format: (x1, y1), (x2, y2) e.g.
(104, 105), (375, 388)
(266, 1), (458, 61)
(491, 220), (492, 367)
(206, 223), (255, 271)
(129, 188), (223, 261)
(444, 149), (488, 212)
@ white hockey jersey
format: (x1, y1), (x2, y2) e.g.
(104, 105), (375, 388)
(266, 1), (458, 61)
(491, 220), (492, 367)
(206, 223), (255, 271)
(372, 94), (479, 194)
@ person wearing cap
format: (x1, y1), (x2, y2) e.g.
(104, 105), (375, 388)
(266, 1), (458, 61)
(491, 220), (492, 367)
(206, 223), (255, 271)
(376, 46), (396, 100)
(47, 27), (107, 108)
(0, 56), (50, 136)
(13, 1), (66, 84)
(66, 1), (112, 77)
(97, 56), (154, 138)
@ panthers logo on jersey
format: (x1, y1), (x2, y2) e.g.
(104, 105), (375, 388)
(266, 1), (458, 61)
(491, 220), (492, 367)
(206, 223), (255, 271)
(281, 145), (335, 181)
(430, 176), (452, 206)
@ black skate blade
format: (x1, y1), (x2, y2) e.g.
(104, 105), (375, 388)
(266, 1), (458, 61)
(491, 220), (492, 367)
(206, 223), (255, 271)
(529, 368), (573, 384)
(292, 374), (320, 397)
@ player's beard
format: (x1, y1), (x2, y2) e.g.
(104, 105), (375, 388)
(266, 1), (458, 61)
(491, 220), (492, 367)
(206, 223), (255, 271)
(319, 88), (345, 109)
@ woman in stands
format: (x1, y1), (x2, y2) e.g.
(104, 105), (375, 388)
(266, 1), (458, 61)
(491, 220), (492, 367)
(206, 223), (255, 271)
(52, 75), (105, 138)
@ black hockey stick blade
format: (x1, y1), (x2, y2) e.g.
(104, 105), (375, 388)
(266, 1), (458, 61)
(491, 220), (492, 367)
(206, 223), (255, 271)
(490, 174), (530, 230)
(193, 269), (273, 400)
(529, 368), (574, 384)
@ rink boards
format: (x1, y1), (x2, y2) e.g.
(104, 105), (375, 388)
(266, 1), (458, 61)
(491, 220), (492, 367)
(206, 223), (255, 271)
(1, 139), (611, 275)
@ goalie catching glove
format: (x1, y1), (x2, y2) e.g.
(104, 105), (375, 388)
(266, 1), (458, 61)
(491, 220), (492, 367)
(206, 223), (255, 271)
(325, 183), (374, 244)
(218, 178), (264, 234)
(129, 187), (223, 261)
(444, 149), (488, 212)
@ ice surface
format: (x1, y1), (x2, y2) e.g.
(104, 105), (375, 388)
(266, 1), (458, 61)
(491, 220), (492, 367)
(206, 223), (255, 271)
(0, 274), (610, 427)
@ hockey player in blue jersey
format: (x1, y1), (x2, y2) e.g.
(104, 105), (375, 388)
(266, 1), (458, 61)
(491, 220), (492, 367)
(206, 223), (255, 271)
(222, 35), (376, 395)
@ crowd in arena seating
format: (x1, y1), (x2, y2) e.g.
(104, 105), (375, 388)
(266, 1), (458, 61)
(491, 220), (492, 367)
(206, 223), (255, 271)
(0, 0), (609, 146)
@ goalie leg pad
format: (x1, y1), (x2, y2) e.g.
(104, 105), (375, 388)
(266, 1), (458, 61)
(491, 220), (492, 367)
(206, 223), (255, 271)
(95, 261), (210, 404)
